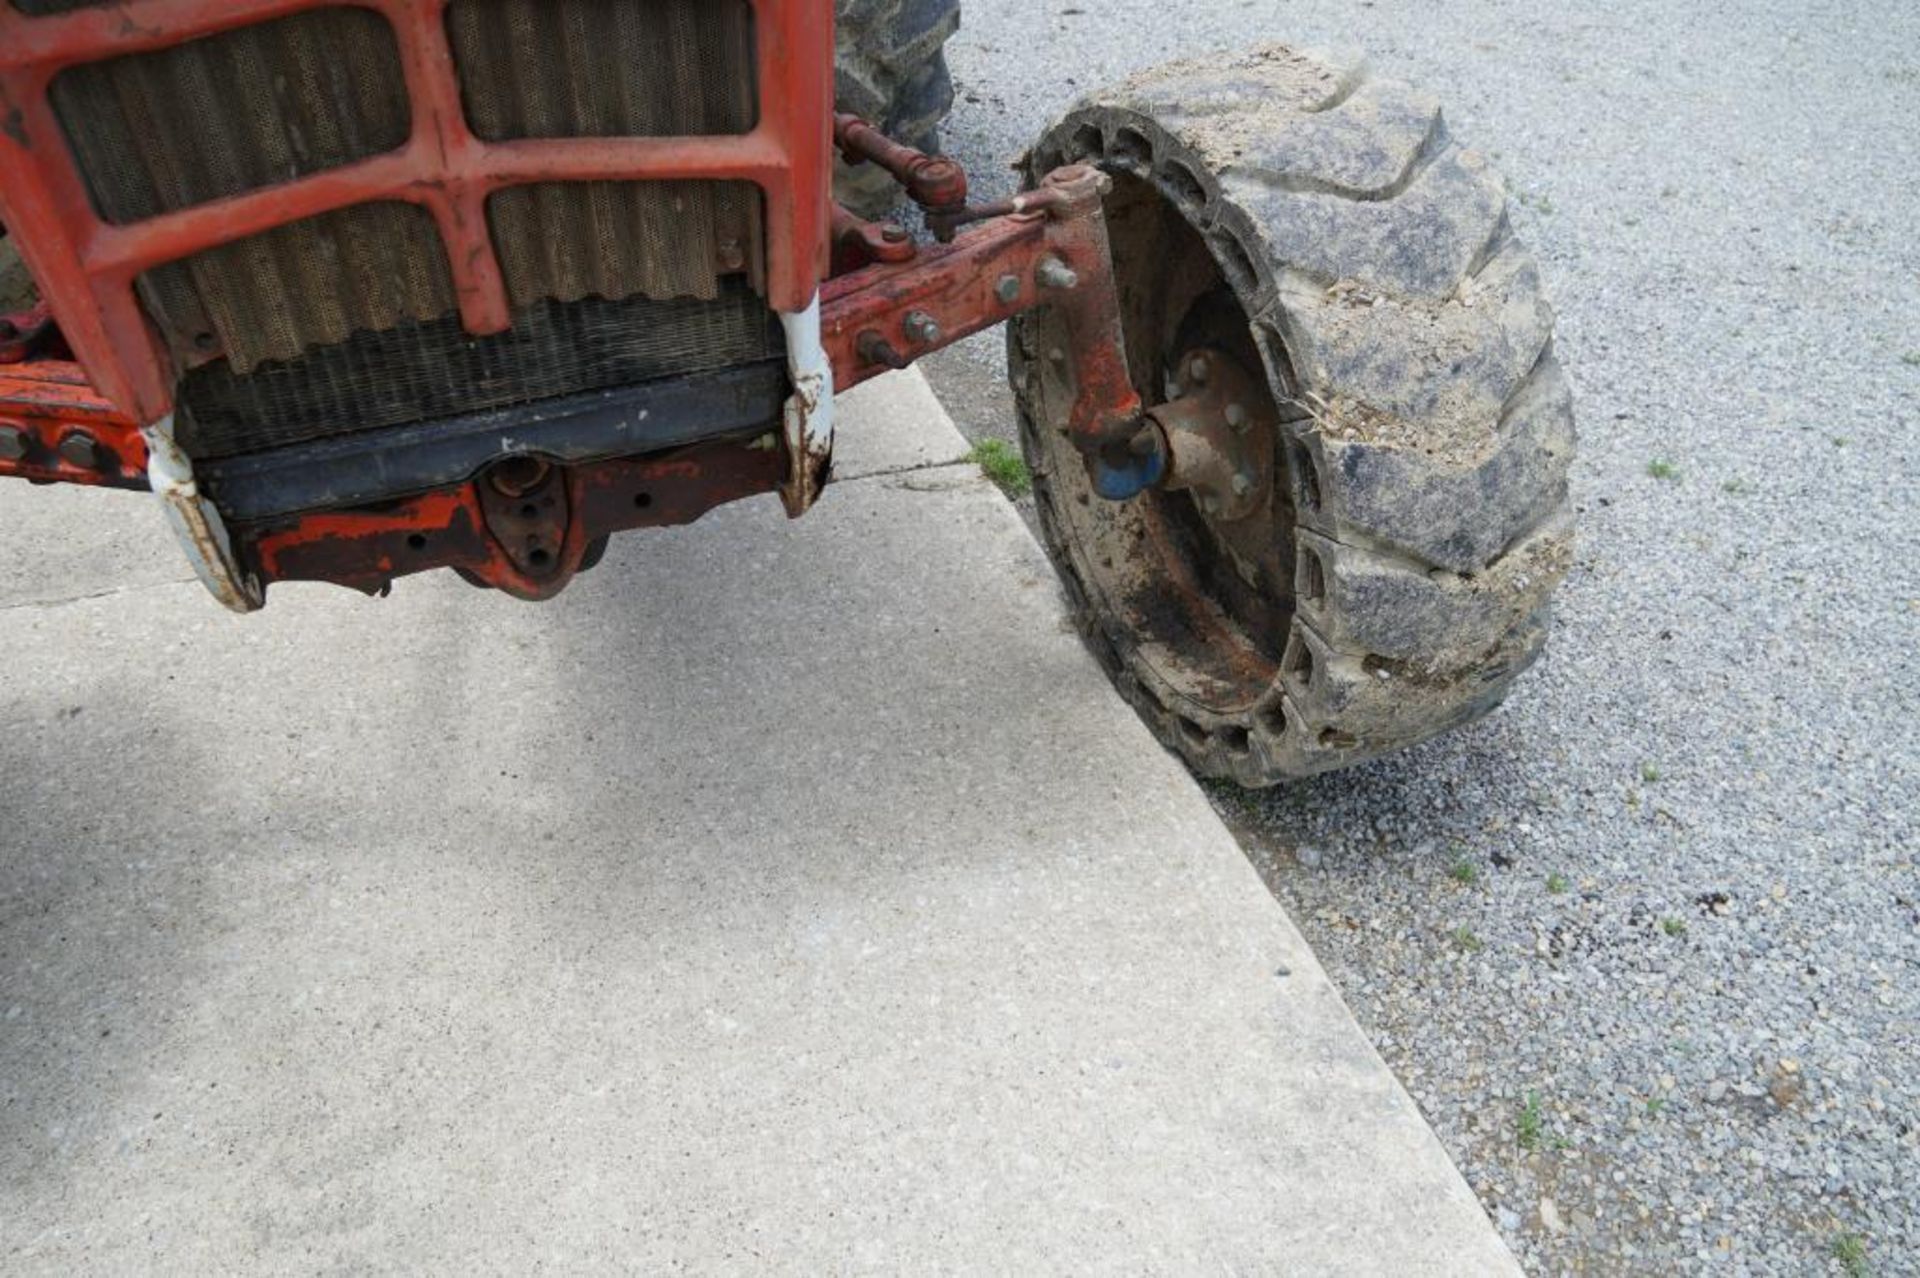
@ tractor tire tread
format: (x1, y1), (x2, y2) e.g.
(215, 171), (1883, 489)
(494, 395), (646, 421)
(1018, 45), (1576, 782)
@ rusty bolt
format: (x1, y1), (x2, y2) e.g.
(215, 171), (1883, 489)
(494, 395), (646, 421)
(716, 240), (747, 272)
(0, 423), (28, 462)
(1225, 403), (1248, 432)
(856, 330), (910, 370)
(1188, 356), (1210, 385)
(1232, 472), (1255, 498)
(1035, 256), (1079, 291)
(995, 274), (1022, 304)
(59, 431), (104, 470)
(904, 311), (942, 346)
(1047, 347), (1067, 366)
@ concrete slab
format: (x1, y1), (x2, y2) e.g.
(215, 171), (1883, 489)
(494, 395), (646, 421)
(0, 372), (1516, 1274)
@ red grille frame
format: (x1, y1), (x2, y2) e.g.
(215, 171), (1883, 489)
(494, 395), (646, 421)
(0, 0), (833, 426)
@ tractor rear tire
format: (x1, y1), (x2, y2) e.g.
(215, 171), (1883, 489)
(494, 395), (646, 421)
(1011, 46), (1576, 785)
(833, 0), (961, 217)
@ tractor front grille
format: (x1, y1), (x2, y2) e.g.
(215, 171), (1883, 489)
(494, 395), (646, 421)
(32, 0), (767, 458)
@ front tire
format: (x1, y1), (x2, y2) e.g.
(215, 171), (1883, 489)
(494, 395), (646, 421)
(1012, 46), (1576, 784)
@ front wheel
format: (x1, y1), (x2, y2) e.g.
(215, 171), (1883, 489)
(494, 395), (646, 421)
(1012, 46), (1576, 784)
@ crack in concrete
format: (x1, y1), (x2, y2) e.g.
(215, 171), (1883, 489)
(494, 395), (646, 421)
(831, 456), (979, 486)
(0, 576), (200, 613)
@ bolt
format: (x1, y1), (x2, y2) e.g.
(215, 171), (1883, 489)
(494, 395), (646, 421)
(58, 431), (104, 470)
(716, 240), (747, 272)
(995, 274), (1022, 304)
(856, 329), (910, 370)
(880, 224), (910, 243)
(1200, 496), (1220, 517)
(0, 423), (27, 462)
(1188, 356), (1210, 385)
(1232, 472), (1255, 498)
(1047, 347), (1067, 366)
(1225, 403), (1248, 432)
(904, 311), (942, 345)
(1035, 256), (1079, 291)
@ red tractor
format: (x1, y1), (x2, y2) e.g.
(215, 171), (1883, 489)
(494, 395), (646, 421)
(0, 1), (1573, 784)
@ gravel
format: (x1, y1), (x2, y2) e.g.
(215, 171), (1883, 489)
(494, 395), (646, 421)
(919, 1), (1920, 1272)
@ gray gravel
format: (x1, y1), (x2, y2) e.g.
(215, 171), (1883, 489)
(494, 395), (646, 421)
(919, 1), (1920, 1273)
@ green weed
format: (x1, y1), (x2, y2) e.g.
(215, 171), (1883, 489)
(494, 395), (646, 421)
(1517, 1092), (1544, 1150)
(966, 439), (1031, 499)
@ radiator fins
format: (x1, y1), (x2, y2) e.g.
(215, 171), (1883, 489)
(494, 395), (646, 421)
(31, 0), (770, 454)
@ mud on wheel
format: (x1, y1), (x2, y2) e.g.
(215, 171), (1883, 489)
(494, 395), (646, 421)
(1011, 46), (1576, 784)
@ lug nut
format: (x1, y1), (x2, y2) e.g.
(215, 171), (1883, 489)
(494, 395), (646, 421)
(904, 311), (942, 345)
(1225, 403), (1248, 432)
(1231, 472), (1255, 498)
(1035, 256), (1079, 291)
(1188, 356), (1210, 385)
(995, 274), (1022, 304)
(58, 431), (104, 470)
(0, 423), (28, 462)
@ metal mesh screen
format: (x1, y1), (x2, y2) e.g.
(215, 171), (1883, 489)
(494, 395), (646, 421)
(447, 0), (757, 139)
(175, 280), (780, 460)
(490, 181), (763, 308)
(46, 8), (411, 224)
(136, 202), (457, 375)
(26, 0), (773, 460)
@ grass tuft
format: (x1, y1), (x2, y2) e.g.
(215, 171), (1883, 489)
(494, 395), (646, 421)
(1831, 1231), (1871, 1277)
(1449, 857), (1480, 887)
(1450, 925), (1484, 954)
(1517, 1092), (1544, 1150)
(1647, 459), (1681, 481)
(1546, 872), (1570, 894)
(967, 439), (1032, 499)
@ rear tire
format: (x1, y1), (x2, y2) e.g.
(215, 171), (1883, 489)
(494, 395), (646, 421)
(1012, 46), (1576, 784)
(0, 233), (35, 313)
(833, 0), (961, 216)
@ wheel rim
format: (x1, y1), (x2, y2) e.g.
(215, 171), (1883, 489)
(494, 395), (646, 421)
(1015, 169), (1299, 724)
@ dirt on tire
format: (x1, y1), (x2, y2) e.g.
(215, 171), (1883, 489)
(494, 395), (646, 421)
(1012, 45), (1576, 784)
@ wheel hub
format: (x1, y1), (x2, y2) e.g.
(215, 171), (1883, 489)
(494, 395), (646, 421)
(1146, 346), (1276, 524)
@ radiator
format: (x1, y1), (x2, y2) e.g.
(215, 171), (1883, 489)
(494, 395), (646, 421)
(33, 0), (770, 457)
